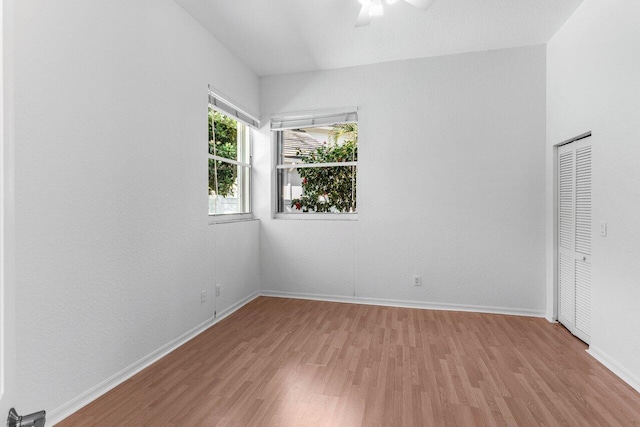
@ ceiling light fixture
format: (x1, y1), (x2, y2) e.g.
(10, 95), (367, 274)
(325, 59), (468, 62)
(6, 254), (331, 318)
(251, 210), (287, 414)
(369, 0), (384, 17)
(356, 0), (437, 27)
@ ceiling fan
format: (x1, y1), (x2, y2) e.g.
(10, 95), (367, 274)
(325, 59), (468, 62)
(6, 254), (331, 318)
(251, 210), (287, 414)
(356, 0), (437, 27)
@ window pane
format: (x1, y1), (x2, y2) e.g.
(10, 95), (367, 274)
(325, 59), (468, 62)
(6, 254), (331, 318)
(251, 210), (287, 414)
(209, 160), (250, 215)
(278, 165), (357, 213)
(281, 124), (358, 165)
(276, 122), (357, 214)
(209, 109), (240, 161)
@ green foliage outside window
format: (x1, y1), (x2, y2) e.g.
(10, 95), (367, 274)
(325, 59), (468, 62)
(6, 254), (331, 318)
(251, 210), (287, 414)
(209, 110), (238, 198)
(291, 123), (358, 213)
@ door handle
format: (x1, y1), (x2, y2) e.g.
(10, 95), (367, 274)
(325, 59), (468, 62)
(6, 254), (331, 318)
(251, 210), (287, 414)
(7, 408), (46, 427)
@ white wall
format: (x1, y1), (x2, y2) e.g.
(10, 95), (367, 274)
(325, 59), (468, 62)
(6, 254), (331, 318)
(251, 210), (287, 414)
(0, 0), (17, 417)
(547, 0), (640, 388)
(256, 46), (547, 315)
(14, 0), (260, 418)
(210, 220), (260, 317)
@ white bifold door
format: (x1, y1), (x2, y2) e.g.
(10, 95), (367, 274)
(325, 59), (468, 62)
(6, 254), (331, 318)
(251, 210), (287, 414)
(557, 137), (592, 344)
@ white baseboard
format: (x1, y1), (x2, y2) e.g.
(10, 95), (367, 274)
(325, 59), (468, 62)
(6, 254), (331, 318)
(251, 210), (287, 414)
(259, 290), (546, 318)
(216, 291), (260, 321)
(49, 291), (260, 426)
(587, 346), (640, 394)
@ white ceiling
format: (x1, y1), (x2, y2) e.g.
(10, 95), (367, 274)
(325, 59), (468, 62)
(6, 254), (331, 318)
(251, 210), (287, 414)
(175, 0), (583, 77)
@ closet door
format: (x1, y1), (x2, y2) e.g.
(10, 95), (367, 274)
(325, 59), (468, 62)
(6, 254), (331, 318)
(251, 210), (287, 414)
(558, 145), (575, 331)
(557, 138), (592, 344)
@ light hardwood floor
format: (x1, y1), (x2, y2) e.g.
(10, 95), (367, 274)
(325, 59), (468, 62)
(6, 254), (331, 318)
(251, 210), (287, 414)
(58, 297), (640, 426)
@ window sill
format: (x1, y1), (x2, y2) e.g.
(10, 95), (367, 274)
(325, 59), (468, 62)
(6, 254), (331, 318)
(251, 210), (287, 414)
(208, 213), (255, 225)
(274, 213), (358, 221)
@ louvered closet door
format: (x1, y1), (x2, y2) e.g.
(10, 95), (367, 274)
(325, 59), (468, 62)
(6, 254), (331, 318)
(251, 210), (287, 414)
(557, 138), (592, 344)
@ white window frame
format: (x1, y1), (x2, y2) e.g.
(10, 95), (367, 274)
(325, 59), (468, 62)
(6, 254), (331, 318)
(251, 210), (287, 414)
(208, 88), (259, 223)
(272, 108), (358, 220)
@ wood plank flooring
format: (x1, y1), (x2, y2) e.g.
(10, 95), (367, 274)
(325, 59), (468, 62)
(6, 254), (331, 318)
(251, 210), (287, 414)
(57, 297), (640, 426)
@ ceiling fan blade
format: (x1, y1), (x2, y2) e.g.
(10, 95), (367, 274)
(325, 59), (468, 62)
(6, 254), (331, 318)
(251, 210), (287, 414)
(355, 4), (372, 27)
(403, 0), (436, 10)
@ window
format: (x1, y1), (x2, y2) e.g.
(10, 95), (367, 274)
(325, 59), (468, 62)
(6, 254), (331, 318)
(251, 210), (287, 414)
(273, 109), (358, 216)
(208, 89), (259, 217)
(208, 110), (250, 215)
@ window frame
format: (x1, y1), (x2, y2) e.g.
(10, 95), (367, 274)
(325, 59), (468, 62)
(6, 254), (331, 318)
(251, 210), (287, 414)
(271, 108), (359, 220)
(208, 88), (259, 223)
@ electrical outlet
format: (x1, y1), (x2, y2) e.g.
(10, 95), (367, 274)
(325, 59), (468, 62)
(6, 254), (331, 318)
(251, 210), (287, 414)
(200, 290), (206, 303)
(413, 275), (421, 286)
(216, 284), (221, 296)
